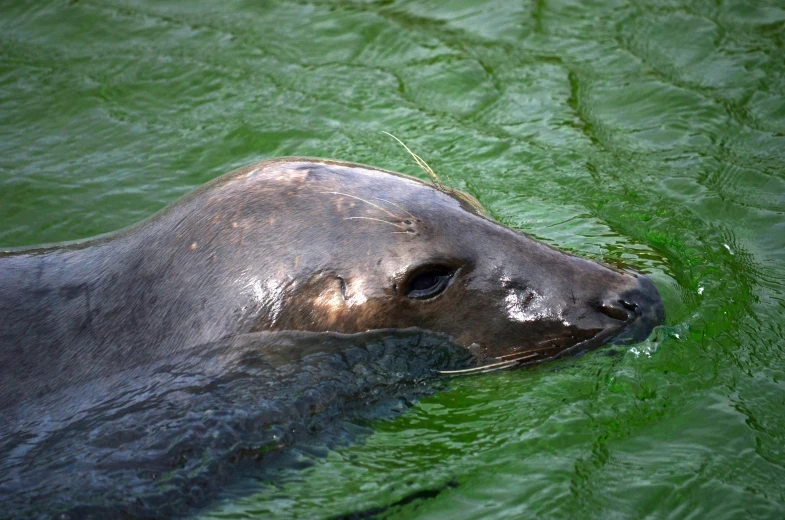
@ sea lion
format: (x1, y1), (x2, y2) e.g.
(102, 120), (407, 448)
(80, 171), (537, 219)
(0, 158), (664, 516)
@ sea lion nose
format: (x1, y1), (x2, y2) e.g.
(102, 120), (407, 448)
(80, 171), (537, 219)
(603, 274), (665, 345)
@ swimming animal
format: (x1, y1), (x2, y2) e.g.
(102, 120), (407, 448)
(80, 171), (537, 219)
(0, 158), (664, 517)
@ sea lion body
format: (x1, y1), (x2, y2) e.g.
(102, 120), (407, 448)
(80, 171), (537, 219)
(0, 158), (664, 515)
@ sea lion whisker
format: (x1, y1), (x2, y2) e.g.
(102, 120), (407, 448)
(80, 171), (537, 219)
(344, 217), (407, 230)
(509, 344), (560, 355)
(437, 359), (519, 375)
(382, 132), (444, 189)
(498, 348), (551, 359)
(437, 352), (543, 376)
(322, 191), (399, 219)
(498, 352), (540, 363)
(372, 197), (418, 220)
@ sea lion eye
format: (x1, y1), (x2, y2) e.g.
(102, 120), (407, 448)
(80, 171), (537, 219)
(406, 268), (454, 300)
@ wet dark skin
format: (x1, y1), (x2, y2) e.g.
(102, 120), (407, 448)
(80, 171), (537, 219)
(0, 158), (663, 407)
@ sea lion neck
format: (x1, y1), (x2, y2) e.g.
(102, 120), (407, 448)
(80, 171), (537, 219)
(0, 231), (232, 405)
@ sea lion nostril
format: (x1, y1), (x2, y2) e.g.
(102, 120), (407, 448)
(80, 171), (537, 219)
(599, 301), (631, 322)
(618, 299), (641, 317)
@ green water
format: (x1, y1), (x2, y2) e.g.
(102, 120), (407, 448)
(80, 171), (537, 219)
(2, 0), (784, 518)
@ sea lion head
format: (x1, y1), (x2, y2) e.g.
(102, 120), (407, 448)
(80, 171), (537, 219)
(200, 159), (664, 369)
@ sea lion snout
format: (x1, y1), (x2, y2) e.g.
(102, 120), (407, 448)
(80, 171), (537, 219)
(602, 273), (665, 346)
